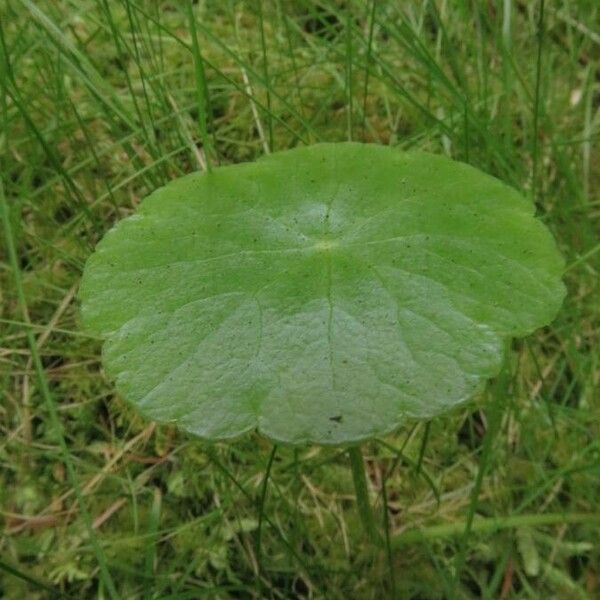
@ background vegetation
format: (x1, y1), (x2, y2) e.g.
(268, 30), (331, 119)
(1, 0), (599, 598)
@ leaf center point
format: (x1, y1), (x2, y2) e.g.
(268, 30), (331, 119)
(314, 240), (338, 251)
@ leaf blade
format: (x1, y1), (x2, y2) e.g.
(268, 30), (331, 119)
(80, 143), (565, 445)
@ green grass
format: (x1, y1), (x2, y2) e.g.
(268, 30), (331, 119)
(1, 0), (599, 598)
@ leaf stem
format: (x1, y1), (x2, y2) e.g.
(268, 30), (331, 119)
(348, 445), (381, 545)
(531, 0), (545, 203)
(257, 0), (273, 152)
(381, 464), (397, 596)
(391, 512), (600, 547)
(186, 0), (212, 172)
(452, 342), (511, 587)
(256, 444), (277, 578)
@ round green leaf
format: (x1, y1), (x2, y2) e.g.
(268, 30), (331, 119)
(79, 143), (565, 445)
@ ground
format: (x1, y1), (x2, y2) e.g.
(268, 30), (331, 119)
(0, 1), (599, 598)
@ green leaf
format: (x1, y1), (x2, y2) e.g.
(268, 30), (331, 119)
(79, 143), (565, 445)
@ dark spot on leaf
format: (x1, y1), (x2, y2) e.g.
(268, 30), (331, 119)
(329, 415), (342, 423)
